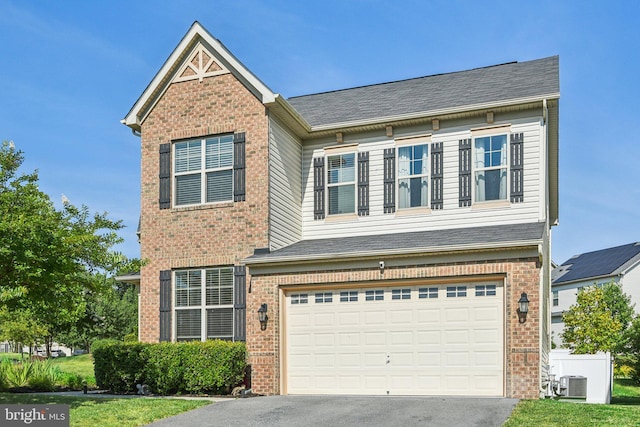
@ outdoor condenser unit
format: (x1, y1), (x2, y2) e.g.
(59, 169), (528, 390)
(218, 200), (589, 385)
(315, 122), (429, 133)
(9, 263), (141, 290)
(560, 375), (587, 398)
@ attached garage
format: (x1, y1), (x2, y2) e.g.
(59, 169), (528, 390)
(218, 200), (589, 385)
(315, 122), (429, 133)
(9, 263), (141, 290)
(284, 281), (504, 396)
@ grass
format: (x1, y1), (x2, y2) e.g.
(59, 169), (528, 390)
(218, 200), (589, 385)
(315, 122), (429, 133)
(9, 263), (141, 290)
(51, 354), (95, 378)
(503, 379), (640, 426)
(0, 393), (212, 427)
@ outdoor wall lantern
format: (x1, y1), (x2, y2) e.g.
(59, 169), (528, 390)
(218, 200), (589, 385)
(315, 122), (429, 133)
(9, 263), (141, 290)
(517, 292), (530, 323)
(258, 303), (268, 331)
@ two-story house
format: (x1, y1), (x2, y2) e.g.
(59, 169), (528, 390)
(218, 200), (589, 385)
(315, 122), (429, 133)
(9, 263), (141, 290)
(551, 242), (640, 347)
(122, 22), (559, 399)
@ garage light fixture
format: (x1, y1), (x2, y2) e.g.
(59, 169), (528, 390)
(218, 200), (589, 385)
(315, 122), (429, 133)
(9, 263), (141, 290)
(258, 303), (268, 331)
(517, 292), (530, 323)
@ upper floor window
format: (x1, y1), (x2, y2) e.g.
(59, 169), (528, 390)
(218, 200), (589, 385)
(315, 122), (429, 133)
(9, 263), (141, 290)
(398, 144), (429, 209)
(174, 135), (234, 206)
(552, 290), (559, 306)
(473, 134), (507, 202)
(327, 153), (356, 215)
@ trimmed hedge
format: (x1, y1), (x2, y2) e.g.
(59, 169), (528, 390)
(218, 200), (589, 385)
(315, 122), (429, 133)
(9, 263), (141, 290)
(92, 339), (247, 395)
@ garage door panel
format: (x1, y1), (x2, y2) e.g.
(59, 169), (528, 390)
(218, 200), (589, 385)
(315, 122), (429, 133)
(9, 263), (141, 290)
(417, 330), (441, 345)
(417, 308), (440, 323)
(444, 329), (469, 344)
(286, 282), (503, 396)
(445, 307), (470, 322)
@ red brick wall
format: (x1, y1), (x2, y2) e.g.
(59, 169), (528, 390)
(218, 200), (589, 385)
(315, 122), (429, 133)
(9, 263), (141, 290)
(248, 256), (542, 398)
(138, 72), (269, 343)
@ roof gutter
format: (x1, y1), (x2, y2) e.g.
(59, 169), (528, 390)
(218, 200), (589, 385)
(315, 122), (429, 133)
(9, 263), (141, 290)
(244, 238), (543, 266)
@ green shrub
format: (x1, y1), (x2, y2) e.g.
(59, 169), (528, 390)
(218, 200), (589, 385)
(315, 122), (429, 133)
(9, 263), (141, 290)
(59, 372), (85, 390)
(29, 361), (61, 391)
(92, 340), (247, 395)
(182, 341), (247, 394)
(5, 361), (33, 388)
(0, 358), (11, 391)
(93, 339), (148, 393)
(143, 343), (185, 395)
(124, 333), (138, 343)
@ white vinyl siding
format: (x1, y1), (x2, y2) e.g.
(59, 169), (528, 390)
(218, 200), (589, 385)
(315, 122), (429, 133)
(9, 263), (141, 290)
(268, 116), (303, 250)
(301, 115), (543, 241)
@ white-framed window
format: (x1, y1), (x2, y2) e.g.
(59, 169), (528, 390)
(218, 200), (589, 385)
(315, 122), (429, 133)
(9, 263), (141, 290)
(474, 134), (507, 202)
(174, 267), (234, 341)
(552, 290), (559, 306)
(291, 294), (309, 304)
(365, 290), (384, 301)
(398, 144), (429, 209)
(340, 291), (358, 302)
(418, 287), (438, 299)
(447, 286), (467, 298)
(392, 288), (411, 300)
(475, 284), (497, 296)
(315, 292), (333, 303)
(327, 152), (356, 215)
(174, 134), (234, 206)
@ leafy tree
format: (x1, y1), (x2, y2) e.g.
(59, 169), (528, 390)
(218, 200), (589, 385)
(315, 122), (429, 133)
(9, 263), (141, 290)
(0, 308), (48, 355)
(0, 140), (139, 351)
(561, 282), (634, 354)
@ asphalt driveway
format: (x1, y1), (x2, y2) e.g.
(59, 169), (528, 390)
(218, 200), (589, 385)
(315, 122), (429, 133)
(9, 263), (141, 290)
(147, 395), (519, 427)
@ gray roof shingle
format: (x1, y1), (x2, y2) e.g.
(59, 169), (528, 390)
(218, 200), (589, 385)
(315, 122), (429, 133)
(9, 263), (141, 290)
(287, 56), (559, 127)
(246, 222), (545, 264)
(552, 242), (640, 285)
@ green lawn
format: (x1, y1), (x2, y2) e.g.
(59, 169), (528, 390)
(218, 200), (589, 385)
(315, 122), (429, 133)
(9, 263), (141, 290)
(51, 354), (95, 378)
(0, 393), (212, 427)
(504, 379), (640, 426)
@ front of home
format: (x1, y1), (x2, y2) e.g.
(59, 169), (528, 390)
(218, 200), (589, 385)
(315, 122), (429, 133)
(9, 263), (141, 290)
(122, 22), (559, 399)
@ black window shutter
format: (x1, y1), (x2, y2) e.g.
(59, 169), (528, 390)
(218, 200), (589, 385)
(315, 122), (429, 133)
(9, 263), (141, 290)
(159, 143), (171, 209)
(233, 266), (247, 342)
(357, 152), (369, 216)
(233, 132), (246, 202)
(159, 270), (172, 342)
(459, 139), (472, 207)
(431, 142), (443, 210)
(383, 148), (396, 213)
(510, 132), (524, 203)
(313, 157), (325, 220)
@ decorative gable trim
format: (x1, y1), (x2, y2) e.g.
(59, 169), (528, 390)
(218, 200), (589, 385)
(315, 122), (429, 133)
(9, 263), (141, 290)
(122, 21), (276, 130)
(174, 43), (230, 83)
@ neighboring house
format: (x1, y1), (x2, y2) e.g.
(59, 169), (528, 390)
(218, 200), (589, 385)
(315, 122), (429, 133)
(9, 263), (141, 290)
(121, 22), (559, 399)
(551, 242), (640, 348)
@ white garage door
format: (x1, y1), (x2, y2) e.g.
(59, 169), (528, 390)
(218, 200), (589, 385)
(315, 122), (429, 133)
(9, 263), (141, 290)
(285, 282), (503, 396)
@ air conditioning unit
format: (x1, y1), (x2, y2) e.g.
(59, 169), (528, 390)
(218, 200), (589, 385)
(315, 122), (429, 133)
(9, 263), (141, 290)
(560, 375), (587, 398)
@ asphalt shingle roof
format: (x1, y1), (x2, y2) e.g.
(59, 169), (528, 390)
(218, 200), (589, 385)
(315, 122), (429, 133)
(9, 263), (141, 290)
(552, 242), (640, 285)
(246, 222), (545, 263)
(287, 56), (559, 127)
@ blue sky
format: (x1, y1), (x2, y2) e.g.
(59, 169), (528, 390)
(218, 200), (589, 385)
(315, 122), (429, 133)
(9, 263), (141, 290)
(1, 0), (638, 264)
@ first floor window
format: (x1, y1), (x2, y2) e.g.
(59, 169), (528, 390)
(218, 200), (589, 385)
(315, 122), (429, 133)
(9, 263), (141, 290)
(174, 267), (234, 341)
(327, 153), (355, 214)
(174, 135), (234, 206)
(398, 144), (429, 208)
(474, 134), (507, 202)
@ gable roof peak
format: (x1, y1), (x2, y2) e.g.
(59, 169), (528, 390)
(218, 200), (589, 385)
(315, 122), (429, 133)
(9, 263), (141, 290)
(122, 21), (276, 131)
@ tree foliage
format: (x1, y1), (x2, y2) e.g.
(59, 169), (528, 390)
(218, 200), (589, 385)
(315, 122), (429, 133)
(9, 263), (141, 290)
(561, 282), (634, 354)
(0, 140), (139, 349)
